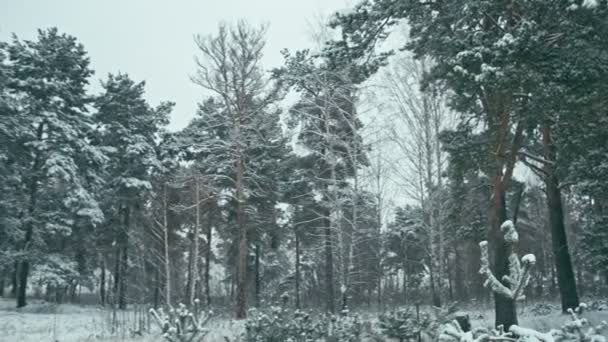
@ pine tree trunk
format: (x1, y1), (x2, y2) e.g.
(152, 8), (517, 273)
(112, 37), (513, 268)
(0, 276), (4, 297)
(162, 183), (171, 305)
(205, 201), (213, 306)
(100, 256), (106, 306)
(235, 155), (248, 319)
(189, 175), (201, 306)
(113, 247), (120, 305)
(11, 262), (17, 297)
(154, 269), (160, 309)
(323, 212), (335, 313)
(254, 244), (260, 307)
(542, 124), (579, 312)
(429, 258), (441, 307)
(16, 122), (45, 308)
(118, 206), (130, 310)
(490, 187), (517, 329)
(295, 231), (301, 309)
(402, 261), (408, 305)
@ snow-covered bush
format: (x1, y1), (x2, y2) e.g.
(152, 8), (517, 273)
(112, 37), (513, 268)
(378, 307), (432, 341)
(588, 300), (608, 312)
(245, 306), (327, 342)
(439, 305), (608, 342)
(244, 307), (362, 342)
(149, 300), (212, 342)
(326, 311), (362, 342)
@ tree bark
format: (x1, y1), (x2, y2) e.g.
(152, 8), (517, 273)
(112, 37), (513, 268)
(205, 200), (213, 306)
(113, 247), (120, 304)
(235, 155), (248, 319)
(295, 230), (301, 309)
(490, 186), (517, 329)
(118, 206), (130, 310)
(16, 122), (45, 308)
(542, 124), (579, 312)
(254, 244), (261, 307)
(323, 212), (335, 313)
(189, 175), (201, 306)
(162, 183), (171, 305)
(100, 256), (106, 306)
(11, 263), (17, 297)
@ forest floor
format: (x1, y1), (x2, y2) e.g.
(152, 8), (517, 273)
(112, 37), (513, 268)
(1, 298), (607, 342)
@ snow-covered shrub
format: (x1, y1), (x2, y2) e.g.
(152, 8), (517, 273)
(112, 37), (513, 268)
(149, 300), (212, 342)
(245, 307), (362, 342)
(588, 300), (608, 312)
(439, 305), (608, 342)
(244, 306), (327, 342)
(378, 307), (435, 341)
(325, 311), (362, 342)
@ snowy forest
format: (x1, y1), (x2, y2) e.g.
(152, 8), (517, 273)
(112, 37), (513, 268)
(1, 1), (608, 341)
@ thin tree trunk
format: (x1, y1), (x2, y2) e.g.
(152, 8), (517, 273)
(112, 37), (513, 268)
(11, 262), (17, 296)
(205, 200), (213, 307)
(100, 256), (106, 306)
(254, 244), (261, 307)
(162, 183), (171, 305)
(235, 154), (248, 319)
(323, 212), (335, 313)
(402, 261), (408, 305)
(113, 247), (121, 305)
(154, 269), (160, 309)
(542, 124), (579, 312)
(189, 175), (201, 306)
(295, 230), (301, 309)
(118, 206), (130, 310)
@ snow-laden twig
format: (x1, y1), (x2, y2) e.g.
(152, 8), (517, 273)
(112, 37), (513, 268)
(479, 220), (535, 301)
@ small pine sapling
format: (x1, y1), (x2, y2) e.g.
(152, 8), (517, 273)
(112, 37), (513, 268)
(149, 299), (212, 342)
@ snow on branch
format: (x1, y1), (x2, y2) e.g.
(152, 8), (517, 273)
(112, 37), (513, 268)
(479, 220), (535, 301)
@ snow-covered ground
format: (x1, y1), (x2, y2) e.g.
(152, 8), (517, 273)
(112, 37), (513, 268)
(0, 298), (606, 341)
(0, 298), (243, 342)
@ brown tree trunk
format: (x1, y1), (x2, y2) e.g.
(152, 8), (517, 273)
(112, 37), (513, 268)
(542, 124), (579, 312)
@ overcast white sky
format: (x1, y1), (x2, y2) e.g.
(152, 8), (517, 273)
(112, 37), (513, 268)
(0, 0), (353, 131)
